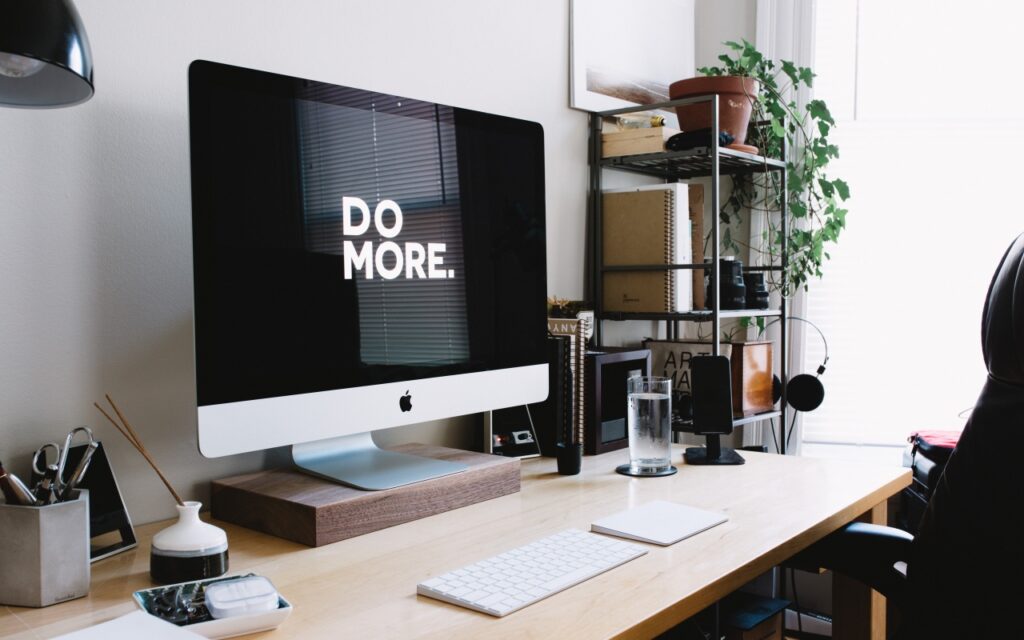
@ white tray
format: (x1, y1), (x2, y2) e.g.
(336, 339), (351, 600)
(132, 574), (292, 639)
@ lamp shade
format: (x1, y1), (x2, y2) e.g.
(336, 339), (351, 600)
(0, 0), (93, 108)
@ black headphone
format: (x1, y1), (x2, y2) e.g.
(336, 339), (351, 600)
(770, 316), (829, 413)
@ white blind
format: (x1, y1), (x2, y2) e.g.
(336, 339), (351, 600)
(296, 92), (469, 366)
(803, 0), (1024, 445)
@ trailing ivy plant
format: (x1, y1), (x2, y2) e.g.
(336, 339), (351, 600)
(699, 39), (849, 296)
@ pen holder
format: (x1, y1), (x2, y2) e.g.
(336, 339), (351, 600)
(0, 490), (90, 607)
(556, 443), (583, 475)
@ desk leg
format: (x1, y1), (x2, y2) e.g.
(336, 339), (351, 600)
(833, 501), (887, 640)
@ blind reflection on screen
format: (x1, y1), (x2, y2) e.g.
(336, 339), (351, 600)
(296, 93), (470, 366)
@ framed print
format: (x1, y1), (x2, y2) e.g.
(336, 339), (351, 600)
(570, 0), (696, 114)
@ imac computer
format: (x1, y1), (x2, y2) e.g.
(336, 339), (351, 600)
(187, 61), (548, 490)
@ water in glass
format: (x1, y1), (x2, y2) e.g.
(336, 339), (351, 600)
(627, 377), (672, 473)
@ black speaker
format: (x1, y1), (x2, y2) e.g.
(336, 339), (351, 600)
(774, 372), (826, 412)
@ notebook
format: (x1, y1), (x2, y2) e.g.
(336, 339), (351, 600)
(602, 184), (692, 313)
(527, 335), (572, 456)
(591, 500), (728, 546)
(547, 318), (587, 448)
(54, 611), (202, 639)
(688, 184), (706, 310)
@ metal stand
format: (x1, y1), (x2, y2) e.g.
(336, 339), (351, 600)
(684, 435), (745, 465)
(292, 432), (467, 491)
(588, 94), (790, 455)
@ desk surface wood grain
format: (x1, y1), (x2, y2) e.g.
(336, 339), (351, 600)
(3, 447), (910, 640)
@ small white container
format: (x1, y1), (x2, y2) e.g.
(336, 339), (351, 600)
(206, 575), (279, 619)
(151, 501), (229, 584)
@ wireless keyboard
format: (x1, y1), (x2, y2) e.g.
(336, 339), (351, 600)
(416, 529), (647, 617)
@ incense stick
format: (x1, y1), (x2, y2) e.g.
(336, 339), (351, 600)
(94, 396), (185, 506)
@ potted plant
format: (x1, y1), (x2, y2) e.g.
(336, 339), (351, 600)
(691, 39), (850, 298)
(669, 75), (760, 149)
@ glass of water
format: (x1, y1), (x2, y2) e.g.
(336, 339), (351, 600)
(626, 376), (673, 475)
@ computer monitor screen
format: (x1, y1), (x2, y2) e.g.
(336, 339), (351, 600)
(188, 61), (548, 488)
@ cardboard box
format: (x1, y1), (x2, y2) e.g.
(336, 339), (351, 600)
(601, 127), (679, 158)
(730, 341), (774, 417)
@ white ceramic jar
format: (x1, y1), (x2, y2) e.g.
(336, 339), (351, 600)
(150, 501), (229, 584)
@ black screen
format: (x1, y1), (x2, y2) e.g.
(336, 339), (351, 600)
(188, 61), (547, 407)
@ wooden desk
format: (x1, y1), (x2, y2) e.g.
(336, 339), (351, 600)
(2, 448), (910, 640)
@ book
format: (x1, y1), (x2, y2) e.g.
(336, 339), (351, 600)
(601, 126), (680, 158)
(54, 611), (203, 639)
(526, 335), (572, 455)
(547, 318), (588, 447)
(591, 500), (728, 546)
(602, 184), (692, 313)
(688, 184), (706, 310)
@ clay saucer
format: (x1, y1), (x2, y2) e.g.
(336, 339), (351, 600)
(726, 143), (759, 154)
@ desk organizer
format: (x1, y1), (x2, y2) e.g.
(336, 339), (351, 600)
(0, 490), (90, 607)
(133, 573), (291, 638)
(211, 444), (520, 546)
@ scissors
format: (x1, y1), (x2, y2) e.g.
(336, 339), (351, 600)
(31, 426), (95, 503)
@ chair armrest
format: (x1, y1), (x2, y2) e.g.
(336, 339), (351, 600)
(787, 522), (913, 606)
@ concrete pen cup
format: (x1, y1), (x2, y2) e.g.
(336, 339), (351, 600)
(0, 490), (90, 607)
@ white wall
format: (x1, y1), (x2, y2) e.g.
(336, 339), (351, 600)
(696, 0), (757, 69)
(0, 0), (590, 524)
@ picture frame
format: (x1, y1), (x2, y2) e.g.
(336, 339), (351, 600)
(570, 0), (696, 114)
(61, 442), (138, 561)
(584, 348), (652, 455)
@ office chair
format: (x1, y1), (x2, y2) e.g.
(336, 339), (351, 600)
(792, 233), (1024, 639)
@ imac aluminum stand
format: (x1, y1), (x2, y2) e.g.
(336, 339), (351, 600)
(292, 432), (468, 491)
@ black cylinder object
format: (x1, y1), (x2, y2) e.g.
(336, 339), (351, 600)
(707, 258), (746, 310)
(556, 443), (583, 475)
(744, 272), (770, 309)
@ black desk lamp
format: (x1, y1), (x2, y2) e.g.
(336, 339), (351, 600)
(0, 0), (93, 108)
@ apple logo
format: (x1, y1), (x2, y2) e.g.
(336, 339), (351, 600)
(399, 390), (412, 412)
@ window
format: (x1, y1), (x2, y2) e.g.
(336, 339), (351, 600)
(803, 0), (1024, 446)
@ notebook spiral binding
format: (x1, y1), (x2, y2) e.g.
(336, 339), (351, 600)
(663, 189), (676, 313)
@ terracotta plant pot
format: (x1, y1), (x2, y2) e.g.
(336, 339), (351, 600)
(668, 76), (758, 147)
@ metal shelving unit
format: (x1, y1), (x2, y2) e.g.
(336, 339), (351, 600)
(588, 94), (792, 453)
